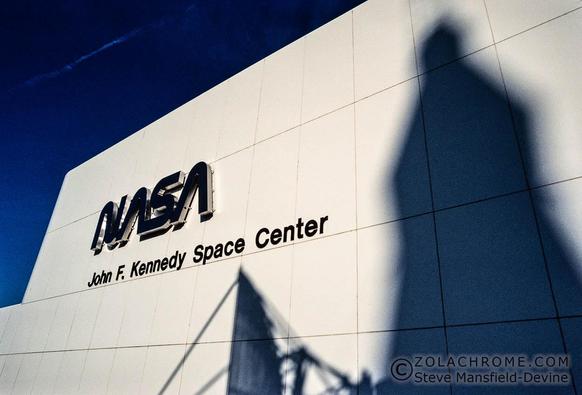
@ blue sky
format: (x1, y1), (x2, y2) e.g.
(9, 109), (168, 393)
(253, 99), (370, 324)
(0, 0), (364, 307)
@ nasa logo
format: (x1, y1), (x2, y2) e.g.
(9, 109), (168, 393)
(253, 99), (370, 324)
(90, 161), (213, 253)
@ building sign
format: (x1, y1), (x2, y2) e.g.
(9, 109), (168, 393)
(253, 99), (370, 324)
(87, 160), (331, 289)
(90, 161), (213, 253)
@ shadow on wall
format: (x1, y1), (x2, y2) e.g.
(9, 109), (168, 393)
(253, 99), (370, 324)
(228, 270), (358, 394)
(159, 269), (358, 394)
(160, 21), (581, 395)
(369, 21), (582, 395)
(227, 271), (284, 394)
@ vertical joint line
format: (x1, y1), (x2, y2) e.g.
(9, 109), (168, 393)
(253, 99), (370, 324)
(407, 7), (451, 395)
(487, 5), (576, 393)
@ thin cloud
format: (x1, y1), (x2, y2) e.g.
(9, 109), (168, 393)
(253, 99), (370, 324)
(13, 15), (174, 92)
(20, 26), (145, 88)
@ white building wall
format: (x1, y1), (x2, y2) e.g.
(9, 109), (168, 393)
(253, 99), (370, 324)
(1, 0), (581, 393)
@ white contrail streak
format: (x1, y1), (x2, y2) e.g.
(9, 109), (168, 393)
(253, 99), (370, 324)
(13, 15), (172, 91)
(20, 26), (144, 88)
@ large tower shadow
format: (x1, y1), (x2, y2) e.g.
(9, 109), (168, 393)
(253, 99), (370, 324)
(371, 21), (581, 395)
